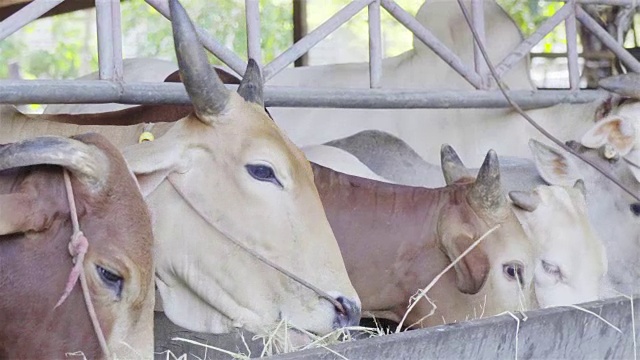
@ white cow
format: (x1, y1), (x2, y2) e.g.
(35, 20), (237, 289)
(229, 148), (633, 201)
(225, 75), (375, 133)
(316, 130), (611, 305)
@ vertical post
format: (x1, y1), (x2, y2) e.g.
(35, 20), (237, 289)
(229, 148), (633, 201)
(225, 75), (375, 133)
(246, 0), (262, 66)
(293, 0), (308, 67)
(565, 0), (580, 90)
(471, 0), (488, 88)
(95, 0), (123, 81)
(368, 0), (382, 88)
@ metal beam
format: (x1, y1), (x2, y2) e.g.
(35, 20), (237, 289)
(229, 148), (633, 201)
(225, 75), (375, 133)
(0, 80), (610, 109)
(0, 0), (63, 41)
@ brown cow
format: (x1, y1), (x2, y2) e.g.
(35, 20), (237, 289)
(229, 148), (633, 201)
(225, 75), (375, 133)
(312, 146), (537, 328)
(0, 133), (155, 359)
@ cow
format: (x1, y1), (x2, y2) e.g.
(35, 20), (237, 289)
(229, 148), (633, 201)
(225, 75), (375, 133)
(318, 130), (612, 302)
(0, 0), (361, 337)
(0, 133), (155, 359)
(312, 145), (537, 328)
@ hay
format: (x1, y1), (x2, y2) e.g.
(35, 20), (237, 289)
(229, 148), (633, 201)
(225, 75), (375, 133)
(612, 290), (636, 360)
(171, 337), (250, 360)
(395, 224), (501, 332)
(64, 351), (88, 359)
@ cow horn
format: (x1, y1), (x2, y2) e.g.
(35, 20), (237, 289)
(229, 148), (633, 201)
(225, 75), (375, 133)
(440, 144), (471, 185)
(170, 0), (230, 121)
(599, 73), (640, 100)
(0, 136), (108, 190)
(469, 150), (506, 211)
(237, 59), (264, 106)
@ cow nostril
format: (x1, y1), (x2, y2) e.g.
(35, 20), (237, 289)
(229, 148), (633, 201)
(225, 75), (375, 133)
(333, 296), (362, 328)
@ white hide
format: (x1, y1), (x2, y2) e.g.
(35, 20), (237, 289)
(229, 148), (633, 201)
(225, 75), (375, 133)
(529, 139), (640, 297)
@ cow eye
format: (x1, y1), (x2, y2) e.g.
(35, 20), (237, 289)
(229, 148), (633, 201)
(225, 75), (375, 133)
(96, 265), (124, 298)
(630, 203), (640, 216)
(246, 164), (282, 187)
(541, 260), (563, 280)
(503, 262), (524, 286)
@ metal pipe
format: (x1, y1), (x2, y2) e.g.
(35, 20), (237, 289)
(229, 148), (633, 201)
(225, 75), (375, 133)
(368, 0), (382, 89)
(263, 0), (373, 80)
(576, 6), (640, 73)
(381, 0), (483, 89)
(565, 0), (580, 90)
(550, 0), (637, 4)
(111, 0), (124, 81)
(96, 0), (123, 81)
(245, 0), (262, 66)
(0, 80), (609, 109)
(0, 0), (64, 41)
(495, 3), (572, 79)
(471, 0), (488, 88)
(144, 0), (246, 75)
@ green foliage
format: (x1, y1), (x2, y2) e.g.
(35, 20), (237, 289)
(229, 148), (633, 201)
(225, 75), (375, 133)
(0, 0), (567, 80)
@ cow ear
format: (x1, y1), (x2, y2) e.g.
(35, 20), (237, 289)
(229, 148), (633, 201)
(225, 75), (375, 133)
(508, 190), (540, 212)
(440, 231), (489, 295)
(122, 138), (189, 197)
(0, 193), (50, 235)
(581, 116), (636, 156)
(529, 139), (581, 187)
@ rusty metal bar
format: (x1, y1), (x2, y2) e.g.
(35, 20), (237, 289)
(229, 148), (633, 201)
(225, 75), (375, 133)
(381, 0), (483, 89)
(576, 6), (640, 73)
(245, 0), (261, 66)
(565, 0), (580, 89)
(264, 0), (373, 80)
(144, 0), (246, 75)
(471, 0), (488, 88)
(95, 0), (123, 81)
(0, 80), (609, 108)
(292, 0), (308, 67)
(495, 3), (573, 80)
(0, 0), (64, 41)
(368, 0), (382, 88)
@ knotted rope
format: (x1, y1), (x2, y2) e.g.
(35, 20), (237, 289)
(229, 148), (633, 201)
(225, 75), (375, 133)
(54, 170), (111, 358)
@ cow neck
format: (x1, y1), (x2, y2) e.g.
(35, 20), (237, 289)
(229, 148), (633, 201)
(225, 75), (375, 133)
(311, 162), (450, 237)
(163, 173), (346, 314)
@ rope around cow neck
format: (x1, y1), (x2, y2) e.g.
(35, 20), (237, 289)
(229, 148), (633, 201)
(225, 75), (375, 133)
(165, 174), (346, 315)
(55, 170), (111, 359)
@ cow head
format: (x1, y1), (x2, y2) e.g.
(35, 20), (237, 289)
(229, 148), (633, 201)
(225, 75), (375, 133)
(0, 133), (154, 358)
(527, 139), (612, 299)
(588, 74), (640, 183)
(437, 145), (536, 317)
(121, 0), (359, 335)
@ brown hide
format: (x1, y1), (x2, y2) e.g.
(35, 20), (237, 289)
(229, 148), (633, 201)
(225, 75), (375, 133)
(0, 133), (154, 358)
(311, 162), (523, 327)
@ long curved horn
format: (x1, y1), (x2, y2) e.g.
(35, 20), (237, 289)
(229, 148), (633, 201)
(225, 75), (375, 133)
(599, 74), (640, 99)
(237, 59), (264, 106)
(170, 0), (230, 120)
(440, 144), (471, 185)
(0, 136), (109, 190)
(469, 149), (506, 211)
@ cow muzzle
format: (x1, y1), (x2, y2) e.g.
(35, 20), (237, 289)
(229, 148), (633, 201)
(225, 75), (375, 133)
(332, 295), (362, 328)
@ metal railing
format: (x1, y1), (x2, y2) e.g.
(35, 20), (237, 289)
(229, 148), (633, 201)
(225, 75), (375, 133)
(0, 0), (637, 108)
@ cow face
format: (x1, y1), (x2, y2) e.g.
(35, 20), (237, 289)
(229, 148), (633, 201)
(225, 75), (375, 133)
(510, 183), (607, 307)
(0, 134), (154, 359)
(120, 0), (359, 336)
(531, 139), (639, 296)
(437, 146), (536, 319)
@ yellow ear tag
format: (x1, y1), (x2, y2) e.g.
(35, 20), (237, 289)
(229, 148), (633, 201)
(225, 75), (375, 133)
(138, 131), (155, 143)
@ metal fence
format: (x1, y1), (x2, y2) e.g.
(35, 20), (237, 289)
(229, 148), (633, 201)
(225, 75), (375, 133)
(0, 0), (638, 108)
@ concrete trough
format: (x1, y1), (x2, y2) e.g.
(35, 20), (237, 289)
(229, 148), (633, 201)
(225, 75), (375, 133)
(154, 295), (638, 360)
